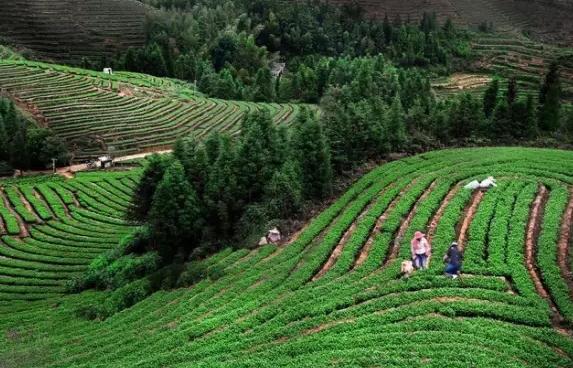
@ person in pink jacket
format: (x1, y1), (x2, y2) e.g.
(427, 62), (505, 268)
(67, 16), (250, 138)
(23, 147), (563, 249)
(411, 231), (431, 269)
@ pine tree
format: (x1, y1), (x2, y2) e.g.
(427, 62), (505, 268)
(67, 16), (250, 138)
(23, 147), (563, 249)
(386, 96), (407, 150)
(0, 115), (8, 161)
(253, 67), (275, 102)
(204, 135), (239, 240)
(290, 110), (333, 199)
(235, 111), (281, 202)
(9, 125), (28, 170)
(506, 77), (517, 106)
(148, 160), (201, 260)
(127, 154), (170, 223)
(491, 100), (511, 138)
(265, 160), (303, 219)
(538, 62), (561, 131)
(483, 78), (499, 118)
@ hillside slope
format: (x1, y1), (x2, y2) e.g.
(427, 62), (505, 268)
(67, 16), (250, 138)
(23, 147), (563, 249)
(0, 147), (572, 367)
(325, 0), (573, 46)
(0, 60), (302, 159)
(0, 0), (146, 63)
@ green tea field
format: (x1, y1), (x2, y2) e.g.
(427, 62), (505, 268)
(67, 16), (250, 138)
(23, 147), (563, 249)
(1, 147), (572, 367)
(0, 60), (302, 160)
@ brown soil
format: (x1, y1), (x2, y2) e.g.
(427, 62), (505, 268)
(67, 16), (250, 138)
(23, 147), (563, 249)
(303, 319), (354, 336)
(32, 189), (55, 219)
(16, 189), (40, 223)
(0, 91), (49, 128)
(312, 222), (358, 281)
(384, 181), (437, 266)
(353, 182), (418, 269)
(428, 184), (462, 241)
(457, 190), (486, 250)
(312, 185), (393, 280)
(426, 183), (462, 267)
(0, 216), (5, 234)
(525, 185), (549, 299)
(557, 189), (573, 298)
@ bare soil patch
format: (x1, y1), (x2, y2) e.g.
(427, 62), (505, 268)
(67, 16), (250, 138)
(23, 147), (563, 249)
(384, 181), (437, 266)
(457, 190), (486, 250)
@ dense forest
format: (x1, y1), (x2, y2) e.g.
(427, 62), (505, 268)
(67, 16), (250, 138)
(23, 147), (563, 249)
(0, 99), (68, 175)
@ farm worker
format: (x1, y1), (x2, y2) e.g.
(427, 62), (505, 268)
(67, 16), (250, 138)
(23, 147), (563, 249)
(410, 231), (431, 269)
(443, 242), (463, 279)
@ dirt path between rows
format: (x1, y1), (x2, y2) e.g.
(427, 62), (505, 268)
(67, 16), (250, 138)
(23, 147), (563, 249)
(17, 188), (41, 223)
(457, 190), (486, 250)
(525, 185), (571, 335)
(352, 182), (416, 270)
(312, 186), (395, 281)
(428, 184), (462, 242)
(383, 181), (437, 267)
(557, 188), (573, 299)
(425, 183), (462, 268)
(525, 185), (549, 299)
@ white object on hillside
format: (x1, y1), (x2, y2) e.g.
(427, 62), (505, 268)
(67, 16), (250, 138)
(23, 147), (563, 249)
(258, 236), (268, 246)
(464, 180), (480, 190)
(103, 67), (113, 75)
(479, 176), (497, 188)
(267, 227), (281, 243)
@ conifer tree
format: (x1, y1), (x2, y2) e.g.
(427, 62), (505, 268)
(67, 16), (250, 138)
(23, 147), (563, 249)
(483, 78), (499, 118)
(386, 96), (407, 150)
(538, 62), (561, 131)
(506, 77), (517, 106)
(148, 161), (201, 260)
(264, 160), (303, 219)
(127, 154), (170, 223)
(290, 110), (333, 199)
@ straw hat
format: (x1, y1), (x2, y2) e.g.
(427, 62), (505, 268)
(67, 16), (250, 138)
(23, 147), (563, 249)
(414, 231), (425, 240)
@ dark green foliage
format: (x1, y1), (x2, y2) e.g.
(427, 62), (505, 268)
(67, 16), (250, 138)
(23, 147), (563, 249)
(264, 160), (303, 219)
(448, 93), (484, 140)
(506, 77), (518, 106)
(483, 78), (499, 118)
(235, 110), (282, 202)
(387, 97), (408, 150)
(0, 99), (68, 173)
(204, 135), (240, 240)
(148, 161), (202, 260)
(290, 111), (332, 199)
(127, 154), (170, 222)
(104, 2), (467, 104)
(562, 108), (573, 137)
(491, 100), (512, 139)
(538, 62), (561, 131)
(253, 67), (275, 102)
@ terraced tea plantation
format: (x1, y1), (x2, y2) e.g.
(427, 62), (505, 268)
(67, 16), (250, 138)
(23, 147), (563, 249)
(0, 0), (146, 63)
(1, 147), (572, 367)
(0, 172), (137, 300)
(0, 60), (302, 159)
(472, 34), (573, 101)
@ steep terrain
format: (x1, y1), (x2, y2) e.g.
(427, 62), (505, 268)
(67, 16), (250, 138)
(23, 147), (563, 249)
(1, 147), (572, 367)
(325, 0), (573, 46)
(0, 60), (302, 159)
(0, 0), (146, 63)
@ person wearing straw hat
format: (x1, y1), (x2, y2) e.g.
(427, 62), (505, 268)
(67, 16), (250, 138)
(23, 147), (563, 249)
(410, 231), (431, 270)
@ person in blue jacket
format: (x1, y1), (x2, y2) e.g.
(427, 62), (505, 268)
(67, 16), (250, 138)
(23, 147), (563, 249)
(443, 242), (463, 279)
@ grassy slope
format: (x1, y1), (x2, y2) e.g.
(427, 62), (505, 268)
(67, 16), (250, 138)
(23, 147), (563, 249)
(0, 59), (304, 159)
(0, 147), (572, 367)
(0, 0), (146, 63)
